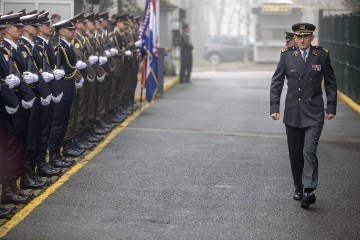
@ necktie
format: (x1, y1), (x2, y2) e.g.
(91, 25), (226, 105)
(303, 51), (307, 63)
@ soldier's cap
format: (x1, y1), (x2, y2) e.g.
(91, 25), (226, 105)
(27, 9), (38, 15)
(284, 31), (295, 41)
(99, 12), (110, 21)
(115, 13), (129, 24)
(94, 13), (101, 23)
(37, 11), (52, 24)
(6, 11), (13, 15)
(0, 13), (6, 29)
(85, 13), (96, 23)
(133, 16), (140, 23)
(39, 10), (45, 15)
(73, 12), (86, 24)
(1, 12), (24, 27)
(20, 13), (41, 27)
(292, 23), (316, 36)
(18, 9), (26, 16)
(52, 18), (76, 32)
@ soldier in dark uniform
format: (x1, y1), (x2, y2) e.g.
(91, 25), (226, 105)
(180, 23), (193, 83)
(270, 23), (337, 209)
(48, 18), (83, 168)
(0, 18), (19, 217)
(0, 12), (36, 205)
(34, 11), (64, 175)
(284, 31), (296, 48)
(18, 12), (55, 190)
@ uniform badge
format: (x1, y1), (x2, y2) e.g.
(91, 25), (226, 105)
(312, 64), (321, 71)
(22, 51), (27, 58)
(293, 51), (298, 56)
(312, 50), (317, 56)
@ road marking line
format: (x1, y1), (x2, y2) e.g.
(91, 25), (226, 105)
(0, 102), (151, 238)
(338, 90), (360, 115)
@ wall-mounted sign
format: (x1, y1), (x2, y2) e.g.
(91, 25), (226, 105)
(262, 3), (290, 13)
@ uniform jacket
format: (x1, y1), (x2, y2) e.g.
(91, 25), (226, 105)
(181, 32), (193, 57)
(0, 40), (36, 102)
(270, 45), (337, 128)
(56, 39), (77, 102)
(33, 36), (63, 98)
(112, 30), (125, 77)
(18, 38), (52, 98)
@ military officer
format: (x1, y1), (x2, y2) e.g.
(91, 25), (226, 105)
(48, 18), (85, 168)
(180, 23), (193, 83)
(0, 12), (36, 205)
(270, 23), (337, 209)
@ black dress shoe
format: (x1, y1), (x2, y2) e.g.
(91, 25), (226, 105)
(293, 190), (303, 201)
(50, 158), (72, 168)
(76, 141), (95, 150)
(37, 162), (62, 177)
(85, 134), (103, 143)
(0, 203), (16, 219)
(20, 174), (47, 190)
(301, 192), (316, 209)
(63, 145), (84, 157)
(60, 156), (75, 166)
(93, 127), (110, 135)
(1, 187), (31, 205)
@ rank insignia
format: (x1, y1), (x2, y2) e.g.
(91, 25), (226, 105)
(312, 64), (321, 71)
(293, 51), (298, 56)
(312, 50), (317, 56)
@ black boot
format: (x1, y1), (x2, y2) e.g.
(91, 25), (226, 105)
(0, 203), (16, 219)
(37, 161), (62, 177)
(20, 172), (46, 190)
(1, 183), (31, 205)
(62, 140), (84, 157)
(49, 152), (72, 168)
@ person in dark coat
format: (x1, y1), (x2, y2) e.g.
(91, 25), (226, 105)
(270, 23), (337, 209)
(179, 23), (193, 83)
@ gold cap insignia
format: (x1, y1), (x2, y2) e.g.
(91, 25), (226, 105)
(300, 24), (305, 30)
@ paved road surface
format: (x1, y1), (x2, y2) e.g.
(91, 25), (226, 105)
(3, 70), (360, 239)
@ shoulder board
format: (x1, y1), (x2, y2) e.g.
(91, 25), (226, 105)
(281, 46), (296, 53)
(314, 45), (329, 53)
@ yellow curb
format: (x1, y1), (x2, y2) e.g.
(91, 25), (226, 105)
(0, 102), (151, 238)
(338, 90), (360, 115)
(134, 77), (179, 103)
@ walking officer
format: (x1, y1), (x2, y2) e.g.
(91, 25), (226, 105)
(270, 23), (337, 208)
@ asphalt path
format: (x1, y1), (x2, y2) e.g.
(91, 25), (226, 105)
(3, 71), (360, 239)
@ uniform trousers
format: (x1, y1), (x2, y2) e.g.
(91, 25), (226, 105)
(285, 125), (323, 191)
(180, 53), (192, 82)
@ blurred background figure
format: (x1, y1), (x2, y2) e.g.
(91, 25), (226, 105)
(51, 13), (61, 24)
(179, 23), (193, 83)
(284, 31), (296, 48)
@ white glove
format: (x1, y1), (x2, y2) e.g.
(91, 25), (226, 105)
(97, 74), (106, 83)
(52, 92), (63, 103)
(53, 69), (65, 80)
(5, 105), (19, 115)
(23, 72), (39, 84)
(88, 55), (98, 65)
(41, 94), (52, 106)
(75, 77), (84, 89)
(104, 50), (112, 58)
(110, 48), (118, 56)
(21, 97), (36, 109)
(125, 50), (131, 57)
(41, 72), (55, 83)
(5, 74), (20, 89)
(76, 60), (87, 70)
(135, 40), (142, 48)
(87, 74), (96, 83)
(98, 56), (108, 65)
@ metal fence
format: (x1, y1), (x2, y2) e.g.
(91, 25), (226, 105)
(319, 10), (360, 104)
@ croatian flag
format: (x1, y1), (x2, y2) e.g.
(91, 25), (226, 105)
(140, 0), (158, 102)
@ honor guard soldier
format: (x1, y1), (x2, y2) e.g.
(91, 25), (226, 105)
(34, 11), (65, 175)
(48, 18), (85, 168)
(0, 17), (20, 217)
(18, 12), (55, 190)
(0, 12), (36, 205)
(270, 23), (337, 209)
(284, 31), (296, 48)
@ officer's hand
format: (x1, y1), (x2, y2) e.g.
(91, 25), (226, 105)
(23, 72), (39, 84)
(21, 97), (36, 109)
(5, 105), (19, 115)
(98, 56), (108, 65)
(325, 114), (335, 120)
(88, 55), (98, 65)
(135, 40), (142, 48)
(41, 94), (52, 106)
(271, 113), (280, 120)
(75, 77), (84, 89)
(125, 50), (131, 57)
(41, 72), (55, 83)
(109, 48), (118, 56)
(52, 92), (63, 103)
(76, 61), (87, 70)
(104, 50), (112, 58)
(53, 69), (65, 80)
(5, 74), (20, 89)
